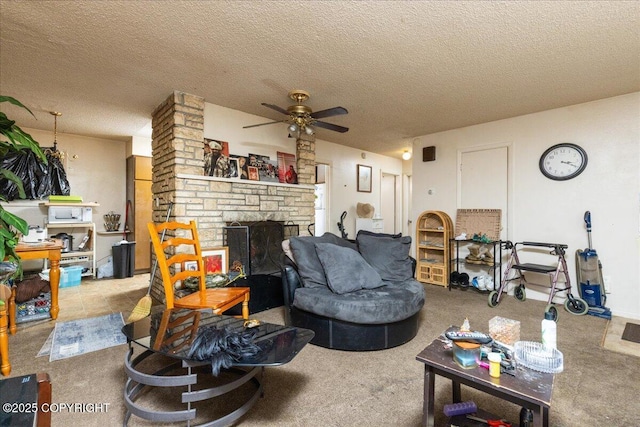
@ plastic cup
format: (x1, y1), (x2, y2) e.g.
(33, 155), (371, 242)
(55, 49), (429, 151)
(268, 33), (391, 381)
(488, 352), (501, 378)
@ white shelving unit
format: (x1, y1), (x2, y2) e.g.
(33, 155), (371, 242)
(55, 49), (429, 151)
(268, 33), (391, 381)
(42, 202), (99, 278)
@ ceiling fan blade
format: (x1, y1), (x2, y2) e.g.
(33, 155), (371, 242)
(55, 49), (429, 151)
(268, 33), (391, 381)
(243, 120), (285, 129)
(314, 120), (349, 133)
(261, 103), (290, 115)
(310, 106), (348, 119)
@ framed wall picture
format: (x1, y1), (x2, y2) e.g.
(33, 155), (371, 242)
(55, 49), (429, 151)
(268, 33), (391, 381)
(357, 164), (372, 192)
(183, 260), (198, 272)
(201, 247), (229, 274)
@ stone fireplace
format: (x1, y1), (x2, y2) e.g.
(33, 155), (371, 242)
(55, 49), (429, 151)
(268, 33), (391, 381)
(148, 91), (314, 307)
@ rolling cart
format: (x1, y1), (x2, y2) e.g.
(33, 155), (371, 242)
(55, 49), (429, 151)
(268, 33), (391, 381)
(488, 241), (589, 320)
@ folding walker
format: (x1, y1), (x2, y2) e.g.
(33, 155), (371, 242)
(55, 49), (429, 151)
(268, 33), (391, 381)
(488, 241), (589, 320)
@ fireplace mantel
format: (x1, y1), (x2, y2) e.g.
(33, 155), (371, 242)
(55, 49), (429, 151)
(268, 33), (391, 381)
(176, 173), (314, 189)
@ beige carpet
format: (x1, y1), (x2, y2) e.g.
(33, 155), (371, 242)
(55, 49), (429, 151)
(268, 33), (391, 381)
(6, 275), (640, 426)
(602, 315), (640, 357)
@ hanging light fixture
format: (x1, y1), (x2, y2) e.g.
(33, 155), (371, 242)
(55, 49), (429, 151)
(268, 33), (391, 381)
(304, 124), (314, 135)
(402, 138), (415, 160)
(45, 111), (65, 161)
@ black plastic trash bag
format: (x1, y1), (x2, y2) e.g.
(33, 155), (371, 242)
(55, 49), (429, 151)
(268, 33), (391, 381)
(0, 149), (70, 200)
(43, 150), (71, 196)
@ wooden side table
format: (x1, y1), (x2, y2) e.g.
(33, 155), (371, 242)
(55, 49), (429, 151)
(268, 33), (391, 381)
(416, 328), (554, 427)
(9, 241), (63, 334)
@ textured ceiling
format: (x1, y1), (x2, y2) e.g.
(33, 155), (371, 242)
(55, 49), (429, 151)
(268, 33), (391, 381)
(1, 1), (639, 158)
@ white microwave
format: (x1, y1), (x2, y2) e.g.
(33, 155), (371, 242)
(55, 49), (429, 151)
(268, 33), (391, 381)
(48, 206), (93, 223)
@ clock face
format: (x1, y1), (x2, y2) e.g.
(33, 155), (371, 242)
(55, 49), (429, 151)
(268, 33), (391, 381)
(539, 143), (588, 181)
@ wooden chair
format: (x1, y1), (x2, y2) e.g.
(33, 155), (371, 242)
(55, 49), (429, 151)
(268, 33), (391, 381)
(0, 284), (11, 376)
(147, 221), (250, 319)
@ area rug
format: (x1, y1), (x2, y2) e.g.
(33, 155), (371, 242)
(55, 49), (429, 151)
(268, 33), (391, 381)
(45, 313), (127, 362)
(621, 322), (640, 343)
(602, 316), (640, 357)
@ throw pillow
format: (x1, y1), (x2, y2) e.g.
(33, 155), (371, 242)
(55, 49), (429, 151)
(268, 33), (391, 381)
(356, 229), (402, 239)
(357, 232), (413, 282)
(289, 233), (358, 288)
(314, 243), (383, 294)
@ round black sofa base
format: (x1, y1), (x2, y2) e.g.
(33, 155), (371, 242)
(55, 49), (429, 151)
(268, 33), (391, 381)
(289, 307), (420, 351)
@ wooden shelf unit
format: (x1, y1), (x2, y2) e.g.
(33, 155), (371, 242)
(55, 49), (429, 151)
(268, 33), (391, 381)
(415, 210), (453, 287)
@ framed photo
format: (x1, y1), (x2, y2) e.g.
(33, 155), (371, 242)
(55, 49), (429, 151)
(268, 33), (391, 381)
(277, 151), (297, 184)
(183, 260), (198, 272)
(228, 158), (239, 178)
(248, 166), (260, 181)
(201, 247), (229, 274)
(357, 164), (372, 192)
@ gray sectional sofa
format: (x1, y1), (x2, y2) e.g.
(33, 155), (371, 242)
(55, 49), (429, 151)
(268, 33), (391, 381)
(281, 231), (425, 350)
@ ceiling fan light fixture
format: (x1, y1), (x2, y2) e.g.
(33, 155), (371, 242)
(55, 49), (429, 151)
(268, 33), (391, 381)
(402, 150), (412, 160)
(305, 125), (314, 135)
(288, 123), (298, 133)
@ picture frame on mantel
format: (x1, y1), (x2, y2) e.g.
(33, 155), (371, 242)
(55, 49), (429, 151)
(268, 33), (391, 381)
(357, 164), (372, 192)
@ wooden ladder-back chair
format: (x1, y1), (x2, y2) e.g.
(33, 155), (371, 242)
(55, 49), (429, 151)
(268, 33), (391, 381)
(147, 221), (250, 319)
(0, 284), (11, 376)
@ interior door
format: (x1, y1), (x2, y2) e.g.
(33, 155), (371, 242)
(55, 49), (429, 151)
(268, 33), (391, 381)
(381, 172), (396, 234)
(459, 146), (509, 240)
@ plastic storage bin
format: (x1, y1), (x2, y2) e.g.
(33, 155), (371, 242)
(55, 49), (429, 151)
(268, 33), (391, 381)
(60, 266), (83, 288)
(15, 292), (51, 324)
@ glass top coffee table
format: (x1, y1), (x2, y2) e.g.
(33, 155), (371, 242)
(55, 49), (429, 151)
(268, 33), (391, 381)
(122, 307), (314, 426)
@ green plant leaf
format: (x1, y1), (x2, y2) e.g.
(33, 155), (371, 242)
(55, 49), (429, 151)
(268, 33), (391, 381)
(0, 112), (16, 130)
(0, 96), (36, 118)
(10, 126), (47, 163)
(0, 168), (26, 199)
(0, 208), (29, 235)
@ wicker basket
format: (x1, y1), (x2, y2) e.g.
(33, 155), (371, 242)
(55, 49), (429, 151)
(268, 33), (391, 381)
(455, 209), (502, 241)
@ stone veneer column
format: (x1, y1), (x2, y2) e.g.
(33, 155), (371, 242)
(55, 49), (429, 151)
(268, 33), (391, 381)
(151, 91), (205, 219)
(149, 91), (205, 301)
(296, 132), (315, 185)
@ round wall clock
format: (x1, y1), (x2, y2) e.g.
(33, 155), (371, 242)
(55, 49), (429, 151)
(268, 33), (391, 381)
(539, 143), (588, 181)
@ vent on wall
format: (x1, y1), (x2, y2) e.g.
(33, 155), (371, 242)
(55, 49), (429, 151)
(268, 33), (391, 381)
(423, 146), (436, 162)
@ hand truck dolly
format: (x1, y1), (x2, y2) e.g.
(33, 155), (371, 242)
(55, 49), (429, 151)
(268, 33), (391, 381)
(488, 241), (589, 320)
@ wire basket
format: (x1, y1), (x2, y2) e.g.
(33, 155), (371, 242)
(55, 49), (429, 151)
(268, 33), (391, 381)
(514, 341), (564, 373)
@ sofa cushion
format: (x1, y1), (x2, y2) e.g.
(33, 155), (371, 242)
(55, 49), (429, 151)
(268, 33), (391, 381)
(315, 243), (383, 294)
(289, 233), (358, 288)
(292, 279), (425, 324)
(356, 231), (413, 282)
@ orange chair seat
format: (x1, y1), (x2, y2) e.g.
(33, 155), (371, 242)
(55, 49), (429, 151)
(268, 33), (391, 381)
(175, 287), (250, 319)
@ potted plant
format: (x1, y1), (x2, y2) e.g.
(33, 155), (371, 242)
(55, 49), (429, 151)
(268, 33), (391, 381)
(0, 96), (47, 279)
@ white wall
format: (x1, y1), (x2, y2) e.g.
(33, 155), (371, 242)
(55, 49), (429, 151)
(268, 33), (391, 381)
(315, 144), (403, 239)
(203, 103), (404, 239)
(412, 92), (640, 320)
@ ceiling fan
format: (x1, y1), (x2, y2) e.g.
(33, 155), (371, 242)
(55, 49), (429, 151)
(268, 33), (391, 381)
(243, 89), (348, 135)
